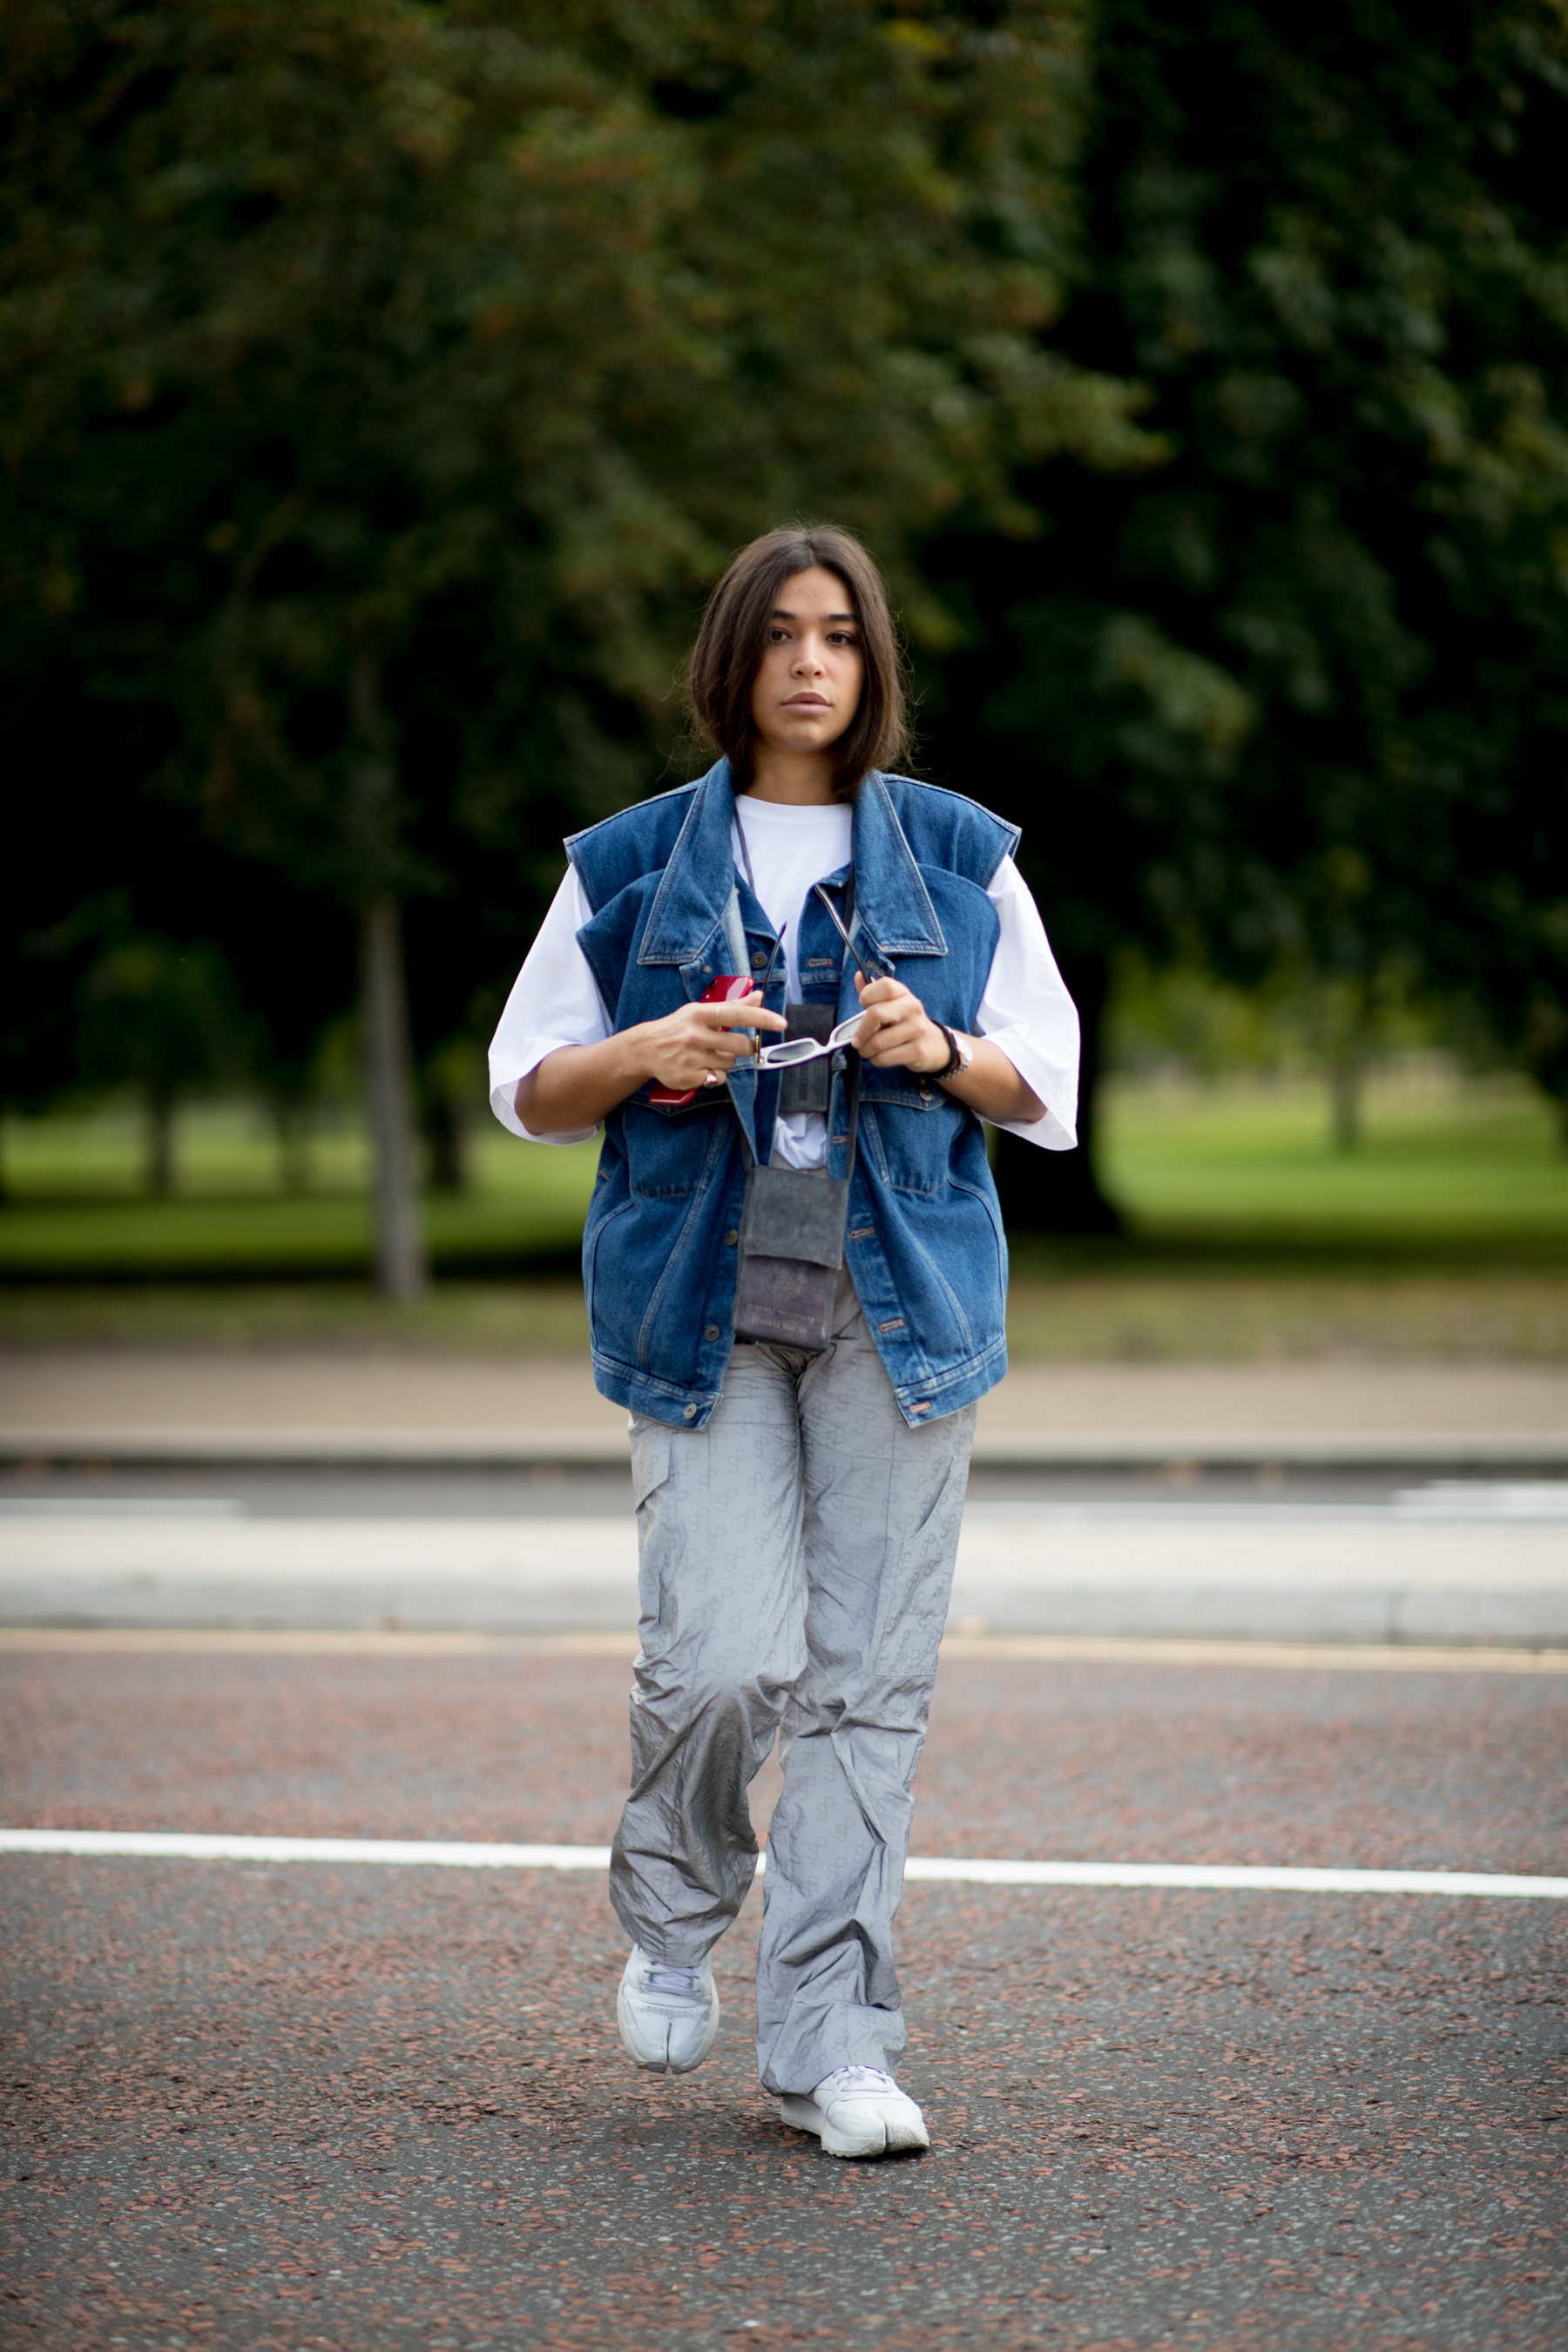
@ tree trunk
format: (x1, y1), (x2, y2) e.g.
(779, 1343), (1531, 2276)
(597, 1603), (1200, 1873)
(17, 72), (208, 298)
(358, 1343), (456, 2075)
(360, 895), (427, 1299)
(349, 648), (427, 1301)
(994, 950), (1123, 1236)
(146, 1092), (175, 1197)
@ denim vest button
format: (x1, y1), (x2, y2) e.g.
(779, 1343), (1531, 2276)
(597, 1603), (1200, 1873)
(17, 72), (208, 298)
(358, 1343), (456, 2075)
(682, 1402), (698, 1420)
(723, 1228), (739, 1247)
(751, 951), (767, 969)
(704, 1324), (720, 1342)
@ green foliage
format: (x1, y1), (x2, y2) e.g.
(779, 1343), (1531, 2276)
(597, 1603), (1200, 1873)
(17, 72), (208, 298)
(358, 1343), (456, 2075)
(76, 933), (235, 1099)
(1, 0), (1147, 1087)
(6, 0), (1568, 1251)
(931, 0), (1568, 1226)
(71, 929), (241, 1193)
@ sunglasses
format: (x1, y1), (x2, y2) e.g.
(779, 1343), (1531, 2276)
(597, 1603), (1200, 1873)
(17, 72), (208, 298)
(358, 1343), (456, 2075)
(753, 1015), (865, 1070)
(747, 885), (882, 1067)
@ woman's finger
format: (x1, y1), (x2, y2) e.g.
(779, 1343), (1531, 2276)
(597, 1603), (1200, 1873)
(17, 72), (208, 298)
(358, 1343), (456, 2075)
(703, 1001), (787, 1034)
(854, 997), (909, 1045)
(855, 973), (908, 1009)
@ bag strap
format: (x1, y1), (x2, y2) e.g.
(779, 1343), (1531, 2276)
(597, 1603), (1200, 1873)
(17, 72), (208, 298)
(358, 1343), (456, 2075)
(837, 865), (862, 1187)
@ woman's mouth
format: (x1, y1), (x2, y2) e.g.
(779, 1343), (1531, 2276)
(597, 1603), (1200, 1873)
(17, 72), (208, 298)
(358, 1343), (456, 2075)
(783, 693), (829, 709)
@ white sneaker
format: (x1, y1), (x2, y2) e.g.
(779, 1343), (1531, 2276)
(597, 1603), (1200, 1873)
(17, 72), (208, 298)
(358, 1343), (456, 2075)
(616, 1946), (720, 2074)
(780, 2065), (930, 2159)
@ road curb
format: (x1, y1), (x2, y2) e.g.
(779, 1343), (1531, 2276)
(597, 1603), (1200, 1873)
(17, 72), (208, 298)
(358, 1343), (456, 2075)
(5, 1425), (1568, 1472)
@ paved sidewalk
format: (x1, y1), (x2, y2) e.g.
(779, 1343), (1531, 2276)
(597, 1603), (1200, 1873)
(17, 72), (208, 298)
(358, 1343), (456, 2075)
(5, 1349), (1568, 1464)
(4, 1505), (1566, 1643)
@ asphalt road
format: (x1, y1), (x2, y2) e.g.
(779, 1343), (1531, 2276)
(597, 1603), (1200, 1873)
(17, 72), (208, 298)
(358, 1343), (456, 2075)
(3, 1648), (1565, 2349)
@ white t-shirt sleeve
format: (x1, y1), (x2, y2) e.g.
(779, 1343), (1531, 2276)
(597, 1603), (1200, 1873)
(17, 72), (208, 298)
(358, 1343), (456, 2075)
(487, 867), (611, 1145)
(974, 856), (1080, 1151)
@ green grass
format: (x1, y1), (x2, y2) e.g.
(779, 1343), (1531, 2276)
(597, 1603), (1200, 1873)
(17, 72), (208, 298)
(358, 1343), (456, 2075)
(1102, 1071), (1568, 1244)
(2, 1074), (1565, 1357)
(0, 1278), (593, 1353)
(0, 1110), (599, 1277)
(1003, 1269), (1568, 1361)
(1, 1267), (1564, 1360)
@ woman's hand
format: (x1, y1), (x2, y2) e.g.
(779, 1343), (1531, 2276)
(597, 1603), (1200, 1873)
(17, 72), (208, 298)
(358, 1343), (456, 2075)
(517, 991), (786, 1135)
(850, 973), (950, 1072)
(640, 992), (787, 1092)
(848, 970), (1046, 1125)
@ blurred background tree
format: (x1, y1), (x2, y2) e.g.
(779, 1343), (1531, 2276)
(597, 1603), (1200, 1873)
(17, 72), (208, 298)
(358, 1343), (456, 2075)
(921, 0), (1568, 1228)
(74, 931), (239, 1195)
(3, 0), (1567, 1277)
(1, 0), (1146, 1289)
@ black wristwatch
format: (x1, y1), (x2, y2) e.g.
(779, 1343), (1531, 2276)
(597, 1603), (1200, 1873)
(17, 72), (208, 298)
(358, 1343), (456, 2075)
(933, 1024), (975, 1083)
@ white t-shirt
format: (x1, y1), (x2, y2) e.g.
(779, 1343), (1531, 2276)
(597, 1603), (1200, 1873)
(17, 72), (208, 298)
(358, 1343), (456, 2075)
(489, 790), (1079, 1166)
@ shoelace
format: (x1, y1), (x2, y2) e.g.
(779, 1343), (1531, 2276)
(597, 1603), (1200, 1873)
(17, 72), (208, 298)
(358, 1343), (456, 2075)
(645, 1958), (705, 1998)
(817, 2065), (899, 2098)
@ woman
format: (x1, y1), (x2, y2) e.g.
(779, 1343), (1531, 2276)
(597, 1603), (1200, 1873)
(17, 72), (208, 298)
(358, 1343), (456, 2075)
(490, 524), (1078, 2159)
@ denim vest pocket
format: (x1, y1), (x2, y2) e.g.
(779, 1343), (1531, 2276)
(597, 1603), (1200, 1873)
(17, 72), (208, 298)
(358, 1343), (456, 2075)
(624, 1097), (724, 1197)
(861, 1087), (963, 1196)
(583, 1185), (633, 1342)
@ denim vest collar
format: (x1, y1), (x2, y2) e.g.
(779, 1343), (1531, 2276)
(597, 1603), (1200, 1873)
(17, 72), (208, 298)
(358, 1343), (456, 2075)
(636, 759), (949, 971)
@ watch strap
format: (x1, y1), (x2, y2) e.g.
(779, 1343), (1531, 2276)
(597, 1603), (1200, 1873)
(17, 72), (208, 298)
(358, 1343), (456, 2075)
(934, 1023), (970, 1081)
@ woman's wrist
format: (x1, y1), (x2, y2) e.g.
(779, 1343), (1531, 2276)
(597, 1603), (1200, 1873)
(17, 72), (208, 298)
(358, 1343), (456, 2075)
(518, 1027), (658, 1132)
(615, 1022), (658, 1090)
(917, 1020), (962, 1078)
(930, 1024), (975, 1084)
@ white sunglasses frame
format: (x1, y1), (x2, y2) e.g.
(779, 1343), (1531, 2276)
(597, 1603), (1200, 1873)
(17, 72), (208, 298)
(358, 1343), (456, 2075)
(752, 1015), (865, 1070)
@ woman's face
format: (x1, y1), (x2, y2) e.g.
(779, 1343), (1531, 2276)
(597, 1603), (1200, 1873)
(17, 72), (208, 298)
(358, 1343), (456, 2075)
(748, 566), (865, 760)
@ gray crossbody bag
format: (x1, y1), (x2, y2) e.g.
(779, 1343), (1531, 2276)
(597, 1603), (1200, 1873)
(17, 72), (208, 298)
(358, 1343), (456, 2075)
(733, 1051), (861, 1353)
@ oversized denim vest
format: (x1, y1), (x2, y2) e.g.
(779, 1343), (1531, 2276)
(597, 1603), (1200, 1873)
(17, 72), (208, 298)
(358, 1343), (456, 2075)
(567, 760), (1020, 1431)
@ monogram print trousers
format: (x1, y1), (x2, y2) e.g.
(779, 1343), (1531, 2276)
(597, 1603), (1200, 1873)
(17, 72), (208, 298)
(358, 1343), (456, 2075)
(610, 1270), (977, 2095)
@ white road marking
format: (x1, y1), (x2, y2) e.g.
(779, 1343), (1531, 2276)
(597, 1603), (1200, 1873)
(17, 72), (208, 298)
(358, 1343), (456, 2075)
(2, 1828), (1563, 1898)
(1395, 1482), (1568, 1519)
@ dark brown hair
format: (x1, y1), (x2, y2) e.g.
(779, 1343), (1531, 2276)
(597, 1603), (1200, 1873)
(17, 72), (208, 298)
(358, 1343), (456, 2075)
(686, 524), (909, 799)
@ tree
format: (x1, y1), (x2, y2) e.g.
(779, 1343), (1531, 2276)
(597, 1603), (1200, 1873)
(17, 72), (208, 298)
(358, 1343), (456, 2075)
(923, 0), (1568, 1224)
(1, 0), (1152, 1284)
(76, 932), (237, 1193)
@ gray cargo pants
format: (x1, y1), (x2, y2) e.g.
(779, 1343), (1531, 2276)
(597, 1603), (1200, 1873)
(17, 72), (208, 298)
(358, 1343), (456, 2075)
(609, 1269), (977, 2096)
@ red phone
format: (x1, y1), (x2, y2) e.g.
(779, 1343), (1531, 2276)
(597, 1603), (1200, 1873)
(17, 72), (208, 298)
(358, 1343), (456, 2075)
(648, 976), (757, 1106)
